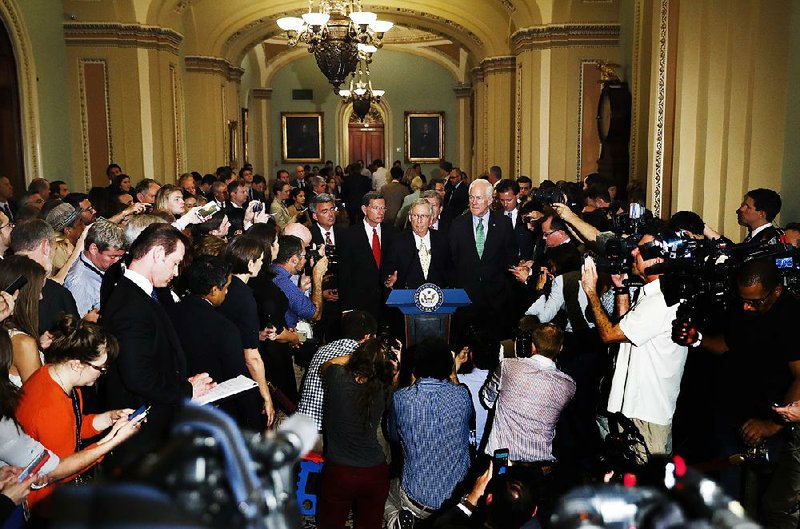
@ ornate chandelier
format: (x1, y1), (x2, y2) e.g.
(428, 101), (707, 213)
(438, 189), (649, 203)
(277, 1), (393, 91)
(339, 56), (384, 121)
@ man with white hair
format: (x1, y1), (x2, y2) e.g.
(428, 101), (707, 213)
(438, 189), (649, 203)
(448, 179), (517, 340)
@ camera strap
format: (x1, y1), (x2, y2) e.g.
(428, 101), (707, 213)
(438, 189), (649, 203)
(562, 271), (590, 333)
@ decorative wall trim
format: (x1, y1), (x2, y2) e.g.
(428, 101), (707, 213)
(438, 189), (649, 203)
(170, 64), (185, 176)
(184, 55), (244, 81)
(453, 84), (472, 98)
(511, 24), (620, 52)
(470, 66), (485, 83)
(77, 59), (111, 190)
(576, 60), (593, 182)
(480, 56), (516, 75)
(515, 62), (522, 177)
(252, 88), (273, 100)
(651, 0), (669, 218)
(629, 0), (643, 188)
(0, 0), (41, 181)
(63, 23), (183, 55)
(497, 0), (517, 12)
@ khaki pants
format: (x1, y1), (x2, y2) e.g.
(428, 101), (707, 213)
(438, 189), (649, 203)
(384, 479), (434, 529)
(628, 418), (672, 460)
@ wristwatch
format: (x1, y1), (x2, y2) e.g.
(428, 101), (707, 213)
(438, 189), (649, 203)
(459, 494), (476, 512)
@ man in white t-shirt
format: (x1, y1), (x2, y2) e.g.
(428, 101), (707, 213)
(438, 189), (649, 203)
(581, 227), (688, 457)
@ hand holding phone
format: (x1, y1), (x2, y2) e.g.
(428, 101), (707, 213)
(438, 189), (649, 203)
(493, 448), (509, 476)
(18, 451), (50, 482)
(128, 404), (151, 421)
(4, 275), (27, 296)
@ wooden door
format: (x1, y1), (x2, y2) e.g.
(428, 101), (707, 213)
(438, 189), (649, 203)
(348, 124), (384, 166)
(0, 21), (24, 191)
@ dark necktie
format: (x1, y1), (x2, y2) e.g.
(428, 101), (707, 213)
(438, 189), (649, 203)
(150, 289), (159, 303)
(2, 204), (12, 221)
(372, 228), (381, 267)
(325, 231), (332, 246)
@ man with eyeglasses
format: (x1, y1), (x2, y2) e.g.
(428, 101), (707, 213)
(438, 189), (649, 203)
(64, 219), (125, 317)
(0, 210), (13, 257)
(385, 199), (449, 290)
(676, 259), (800, 526)
(443, 166), (468, 222)
(581, 223), (688, 459)
(339, 191), (395, 321)
(64, 193), (97, 225)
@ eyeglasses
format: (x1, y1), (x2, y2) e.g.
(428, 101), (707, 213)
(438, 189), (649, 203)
(410, 214), (431, 220)
(80, 205), (96, 213)
(0, 222), (14, 230)
(736, 289), (775, 309)
(542, 229), (563, 237)
(83, 361), (108, 374)
(31, 198), (44, 204)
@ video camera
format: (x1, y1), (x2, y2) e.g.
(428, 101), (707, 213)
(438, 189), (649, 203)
(640, 230), (800, 332)
(588, 203), (652, 277)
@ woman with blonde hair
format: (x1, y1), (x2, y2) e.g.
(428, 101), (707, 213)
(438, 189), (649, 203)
(154, 184), (185, 218)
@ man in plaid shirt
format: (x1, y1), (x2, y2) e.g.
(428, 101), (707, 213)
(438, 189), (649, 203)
(297, 311), (377, 432)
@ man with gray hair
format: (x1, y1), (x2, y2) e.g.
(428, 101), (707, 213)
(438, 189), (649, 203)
(65, 219), (126, 316)
(385, 198), (449, 289)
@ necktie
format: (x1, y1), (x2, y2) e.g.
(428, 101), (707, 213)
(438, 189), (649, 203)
(506, 211), (514, 227)
(2, 204), (11, 221)
(150, 289), (159, 303)
(475, 218), (485, 258)
(744, 233), (752, 243)
(325, 231), (332, 246)
(419, 240), (431, 280)
(372, 228), (381, 267)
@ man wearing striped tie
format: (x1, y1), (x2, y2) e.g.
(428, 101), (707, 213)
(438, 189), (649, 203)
(449, 179), (517, 342)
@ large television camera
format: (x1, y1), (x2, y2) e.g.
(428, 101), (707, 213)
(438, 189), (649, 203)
(640, 231), (800, 333)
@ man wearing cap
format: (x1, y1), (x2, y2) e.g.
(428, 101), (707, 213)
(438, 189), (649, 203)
(45, 203), (85, 276)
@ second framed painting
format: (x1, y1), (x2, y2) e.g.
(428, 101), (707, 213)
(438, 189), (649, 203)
(281, 112), (323, 163)
(405, 111), (444, 163)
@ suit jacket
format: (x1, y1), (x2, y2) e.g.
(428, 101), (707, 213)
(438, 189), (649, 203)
(511, 214), (535, 261)
(745, 225), (783, 244)
(103, 276), (192, 449)
(381, 181), (410, 224)
(225, 204), (246, 235)
(443, 182), (468, 221)
(310, 223), (343, 248)
(384, 229), (450, 290)
(167, 296), (262, 429)
(448, 211), (518, 311)
(338, 222), (394, 318)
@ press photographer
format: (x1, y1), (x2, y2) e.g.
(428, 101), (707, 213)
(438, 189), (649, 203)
(673, 259), (800, 527)
(580, 223), (689, 459)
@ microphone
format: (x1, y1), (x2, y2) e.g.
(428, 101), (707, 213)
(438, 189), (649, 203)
(251, 413), (317, 467)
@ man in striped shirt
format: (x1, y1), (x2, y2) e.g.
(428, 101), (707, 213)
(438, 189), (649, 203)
(480, 323), (575, 463)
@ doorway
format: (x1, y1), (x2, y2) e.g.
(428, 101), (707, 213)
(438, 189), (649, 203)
(347, 107), (384, 166)
(0, 19), (24, 191)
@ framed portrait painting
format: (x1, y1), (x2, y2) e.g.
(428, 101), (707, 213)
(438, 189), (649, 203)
(405, 111), (444, 163)
(281, 112), (323, 163)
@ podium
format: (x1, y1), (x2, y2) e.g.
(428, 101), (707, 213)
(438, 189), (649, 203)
(386, 285), (471, 346)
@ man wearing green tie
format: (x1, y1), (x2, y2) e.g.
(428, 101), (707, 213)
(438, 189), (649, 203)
(448, 178), (518, 341)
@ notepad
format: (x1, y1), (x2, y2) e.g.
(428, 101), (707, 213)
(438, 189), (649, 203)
(195, 375), (258, 405)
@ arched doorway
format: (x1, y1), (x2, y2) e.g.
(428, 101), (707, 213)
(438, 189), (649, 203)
(347, 107), (384, 166)
(0, 19), (24, 190)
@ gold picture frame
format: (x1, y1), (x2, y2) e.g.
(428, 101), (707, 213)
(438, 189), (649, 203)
(281, 112), (323, 163)
(405, 111), (444, 163)
(227, 120), (238, 168)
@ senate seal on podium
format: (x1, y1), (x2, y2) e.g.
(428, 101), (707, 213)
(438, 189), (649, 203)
(414, 283), (444, 313)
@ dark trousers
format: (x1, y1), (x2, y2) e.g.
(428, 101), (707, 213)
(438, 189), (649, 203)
(260, 341), (298, 405)
(317, 461), (390, 529)
(763, 426), (800, 529)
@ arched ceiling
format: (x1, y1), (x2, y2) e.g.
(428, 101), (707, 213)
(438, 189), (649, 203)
(146, 0), (544, 64)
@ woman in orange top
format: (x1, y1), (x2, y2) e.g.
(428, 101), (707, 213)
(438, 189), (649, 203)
(16, 315), (143, 512)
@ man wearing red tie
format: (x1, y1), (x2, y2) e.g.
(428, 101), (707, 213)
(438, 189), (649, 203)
(338, 191), (395, 323)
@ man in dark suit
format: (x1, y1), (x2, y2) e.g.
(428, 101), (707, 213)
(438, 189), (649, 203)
(449, 179), (518, 341)
(496, 179), (534, 261)
(338, 191), (394, 323)
(168, 256), (263, 430)
(737, 188), (784, 244)
(225, 179), (248, 236)
(443, 167), (468, 223)
(103, 224), (214, 462)
(341, 162), (372, 225)
(241, 166), (264, 203)
(385, 198), (449, 289)
(421, 189), (451, 238)
(309, 193), (343, 341)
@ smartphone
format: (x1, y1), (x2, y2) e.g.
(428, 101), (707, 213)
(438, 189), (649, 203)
(198, 202), (221, 220)
(128, 404), (151, 421)
(252, 201), (264, 214)
(493, 448), (510, 476)
(4, 275), (27, 295)
(19, 450), (50, 482)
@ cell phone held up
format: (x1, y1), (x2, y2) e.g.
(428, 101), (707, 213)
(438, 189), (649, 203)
(197, 202), (221, 221)
(4, 275), (27, 296)
(493, 448), (509, 476)
(19, 450), (50, 482)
